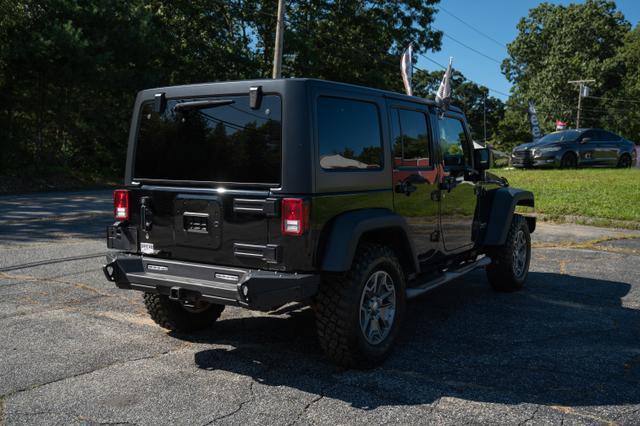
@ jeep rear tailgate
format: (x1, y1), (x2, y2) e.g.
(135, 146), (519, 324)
(127, 93), (282, 269)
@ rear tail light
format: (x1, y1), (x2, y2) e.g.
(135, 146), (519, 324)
(113, 189), (130, 221)
(281, 198), (309, 236)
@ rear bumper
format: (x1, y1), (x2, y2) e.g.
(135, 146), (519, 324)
(103, 254), (320, 311)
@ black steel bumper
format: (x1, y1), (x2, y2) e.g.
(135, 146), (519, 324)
(103, 254), (320, 311)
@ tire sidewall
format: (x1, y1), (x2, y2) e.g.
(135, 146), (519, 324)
(507, 219), (531, 286)
(618, 154), (631, 168)
(144, 293), (225, 332)
(347, 255), (406, 364)
(561, 153), (577, 168)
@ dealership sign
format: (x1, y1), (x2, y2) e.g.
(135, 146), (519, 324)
(527, 101), (543, 141)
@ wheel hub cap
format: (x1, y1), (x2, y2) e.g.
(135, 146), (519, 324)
(359, 270), (397, 345)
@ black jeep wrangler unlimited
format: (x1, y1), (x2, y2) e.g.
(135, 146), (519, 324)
(104, 78), (535, 368)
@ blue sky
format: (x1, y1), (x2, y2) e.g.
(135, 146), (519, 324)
(418, 0), (640, 100)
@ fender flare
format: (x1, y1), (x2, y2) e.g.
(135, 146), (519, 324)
(483, 187), (535, 246)
(319, 209), (418, 273)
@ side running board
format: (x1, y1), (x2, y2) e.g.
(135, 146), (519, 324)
(406, 256), (491, 299)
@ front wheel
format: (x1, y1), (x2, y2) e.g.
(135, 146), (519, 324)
(314, 244), (406, 368)
(486, 214), (531, 292)
(560, 152), (577, 168)
(617, 154), (632, 168)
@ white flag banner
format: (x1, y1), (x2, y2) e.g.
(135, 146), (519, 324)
(400, 44), (413, 96)
(436, 57), (453, 111)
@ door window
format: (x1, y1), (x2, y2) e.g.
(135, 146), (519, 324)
(591, 130), (607, 141)
(438, 117), (470, 168)
(391, 109), (431, 168)
(600, 130), (620, 141)
(317, 97), (383, 170)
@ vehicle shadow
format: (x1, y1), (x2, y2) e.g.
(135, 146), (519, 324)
(189, 271), (640, 409)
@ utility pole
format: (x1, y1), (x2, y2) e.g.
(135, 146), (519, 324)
(568, 79), (595, 129)
(483, 89), (487, 143)
(272, 0), (285, 79)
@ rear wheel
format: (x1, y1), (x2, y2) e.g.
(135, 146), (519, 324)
(143, 293), (225, 332)
(560, 152), (577, 168)
(618, 154), (632, 168)
(314, 244), (406, 368)
(486, 214), (531, 292)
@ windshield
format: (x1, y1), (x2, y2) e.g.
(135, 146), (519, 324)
(537, 130), (581, 144)
(133, 94), (281, 184)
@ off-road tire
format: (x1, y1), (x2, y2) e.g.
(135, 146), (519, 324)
(143, 293), (225, 332)
(486, 214), (531, 292)
(617, 154), (632, 168)
(560, 152), (577, 168)
(314, 243), (406, 369)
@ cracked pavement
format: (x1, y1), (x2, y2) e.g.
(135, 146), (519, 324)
(1, 191), (640, 425)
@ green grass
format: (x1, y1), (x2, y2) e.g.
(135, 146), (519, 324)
(494, 168), (640, 226)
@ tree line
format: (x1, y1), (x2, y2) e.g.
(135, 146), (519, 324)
(0, 0), (638, 183)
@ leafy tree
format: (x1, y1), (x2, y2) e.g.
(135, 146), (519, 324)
(247, 0), (442, 91)
(0, 0), (444, 181)
(601, 25), (640, 142)
(501, 0), (630, 136)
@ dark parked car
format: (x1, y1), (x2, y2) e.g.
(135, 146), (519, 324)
(511, 128), (637, 168)
(103, 78), (535, 368)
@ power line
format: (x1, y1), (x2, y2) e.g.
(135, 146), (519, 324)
(209, 0), (512, 103)
(437, 6), (507, 48)
(585, 95), (640, 104)
(420, 55), (447, 70)
(432, 27), (503, 65)
(415, 53), (510, 99)
(573, 105), (639, 114)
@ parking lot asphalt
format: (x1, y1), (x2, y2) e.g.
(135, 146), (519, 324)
(0, 191), (639, 425)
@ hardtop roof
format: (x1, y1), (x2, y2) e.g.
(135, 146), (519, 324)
(139, 78), (463, 114)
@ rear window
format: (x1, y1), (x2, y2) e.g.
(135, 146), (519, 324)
(317, 97), (383, 170)
(134, 94), (281, 184)
(391, 108), (432, 168)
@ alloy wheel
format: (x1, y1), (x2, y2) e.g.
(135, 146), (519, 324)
(512, 229), (528, 278)
(359, 270), (397, 345)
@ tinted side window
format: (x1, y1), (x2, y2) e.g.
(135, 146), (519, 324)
(601, 130), (621, 141)
(318, 97), (383, 170)
(438, 117), (469, 167)
(591, 130), (606, 141)
(391, 109), (431, 168)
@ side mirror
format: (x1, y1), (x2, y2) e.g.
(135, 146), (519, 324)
(474, 147), (491, 171)
(581, 137), (591, 144)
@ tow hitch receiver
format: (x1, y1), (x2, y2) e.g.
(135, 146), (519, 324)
(168, 286), (185, 301)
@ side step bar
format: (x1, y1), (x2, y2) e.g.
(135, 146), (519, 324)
(406, 256), (491, 299)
